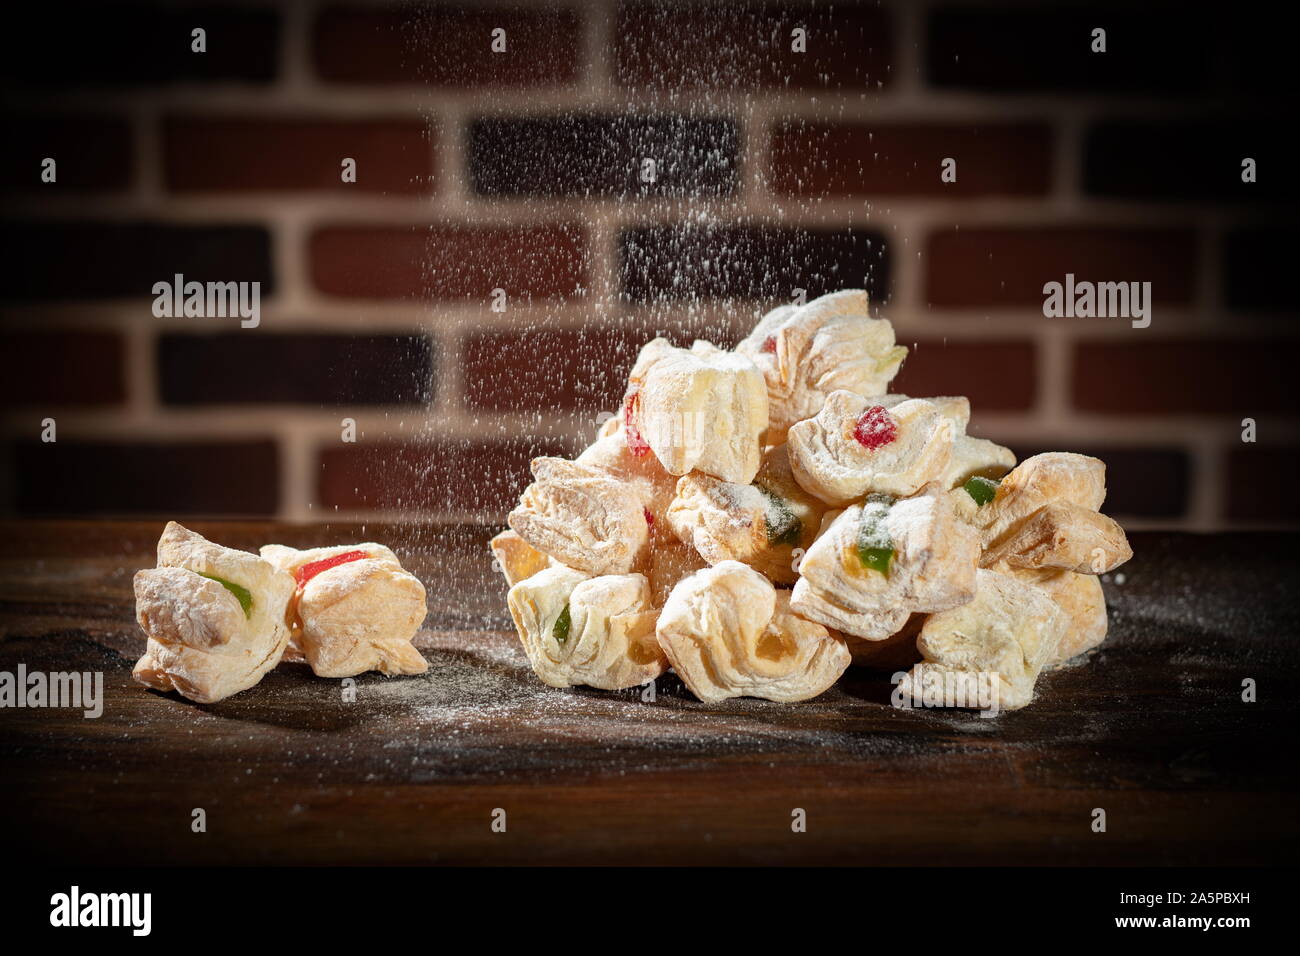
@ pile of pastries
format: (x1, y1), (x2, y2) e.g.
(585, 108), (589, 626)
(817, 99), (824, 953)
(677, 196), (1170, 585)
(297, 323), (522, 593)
(133, 521), (427, 703)
(492, 290), (1132, 712)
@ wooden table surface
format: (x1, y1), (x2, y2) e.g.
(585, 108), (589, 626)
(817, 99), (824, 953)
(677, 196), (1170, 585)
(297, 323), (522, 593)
(1, 520), (1296, 865)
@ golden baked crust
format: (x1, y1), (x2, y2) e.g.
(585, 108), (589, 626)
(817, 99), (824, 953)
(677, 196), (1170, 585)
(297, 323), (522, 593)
(133, 522), (294, 703)
(260, 542), (428, 679)
(790, 485), (980, 640)
(655, 561), (850, 703)
(628, 338), (769, 484)
(488, 529), (551, 587)
(787, 391), (955, 506)
(508, 457), (650, 575)
(735, 290), (907, 444)
(901, 568), (1069, 711)
(507, 567), (668, 690)
(666, 443), (826, 585)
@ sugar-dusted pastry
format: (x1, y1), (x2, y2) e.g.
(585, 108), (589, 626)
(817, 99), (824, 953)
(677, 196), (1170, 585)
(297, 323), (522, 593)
(622, 337), (768, 484)
(981, 501), (1132, 574)
(133, 522), (294, 704)
(790, 485), (980, 641)
(942, 435), (1017, 491)
(787, 390), (955, 506)
(656, 561), (850, 703)
(899, 568), (1068, 711)
(735, 290), (907, 443)
(508, 456), (650, 576)
(666, 443), (826, 584)
(489, 529), (551, 586)
(507, 567), (668, 690)
(260, 543), (428, 679)
(575, 413), (680, 521)
(1010, 568), (1108, 666)
(973, 452), (1106, 546)
(874, 392), (1015, 492)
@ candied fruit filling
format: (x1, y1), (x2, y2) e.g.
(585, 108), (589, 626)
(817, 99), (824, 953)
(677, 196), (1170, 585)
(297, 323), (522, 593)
(295, 550), (368, 590)
(963, 475), (1000, 506)
(623, 391), (651, 457)
(852, 405), (898, 451)
(755, 483), (801, 547)
(850, 494), (895, 576)
(197, 572), (254, 618)
(552, 604), (572, 646)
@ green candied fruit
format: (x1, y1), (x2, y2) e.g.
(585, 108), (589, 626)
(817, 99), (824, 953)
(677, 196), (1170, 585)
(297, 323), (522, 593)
(755, 483), (802, 547)
(198, 572), (253, 618)
(552, 604), (572, 646)
(962, 475), (1000, 507)
(857, 546), (894, 575)
(855, 494), (895, 575)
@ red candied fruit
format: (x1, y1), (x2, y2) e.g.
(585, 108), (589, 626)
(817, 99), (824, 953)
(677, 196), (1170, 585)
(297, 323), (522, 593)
(852, 405), (898, 451)
(643, 508), (655, 530)
(624, 391), (651, 457)
(760, 335), (777, 354)
(294, 549), (368, 590)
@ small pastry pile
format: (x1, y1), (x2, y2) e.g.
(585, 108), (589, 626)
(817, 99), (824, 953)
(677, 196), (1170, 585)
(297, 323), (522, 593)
(493, 290), (1132, 712)
(133, 522), (427, 703)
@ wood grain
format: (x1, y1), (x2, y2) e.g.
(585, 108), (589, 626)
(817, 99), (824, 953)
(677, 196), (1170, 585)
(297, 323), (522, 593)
(1, 520), (1297, 865)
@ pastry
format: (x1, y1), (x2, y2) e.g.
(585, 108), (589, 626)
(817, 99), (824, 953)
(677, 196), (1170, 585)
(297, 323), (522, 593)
(133, 522), (294, 703)
(790, 485), (980, 640)
(507, 567), (668, 690)
(622, 338), (768, 484)
(1010, 568), (1109, 666)
(787, 390), (955, 506)
(485, 288), (1135, 713)
(665, 443), (826, 584)
(260, 543), (428, 678)
(899, 568), (1069, 711)
(735, 289), (907, 443)
(656, 561), (850, 703)
(489, 529), (551, 586)
(508, 456), (650, 575)
(981, 502), (1132, 574)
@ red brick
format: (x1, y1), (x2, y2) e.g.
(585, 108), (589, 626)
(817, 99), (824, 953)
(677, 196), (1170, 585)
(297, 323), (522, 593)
(11, 440), (278, 516)
(770, 122), (1052, 197)
(318, 438), (572, 515)
(310, 224), (588, 300)
(891, 340), (1037, 412)
(615, 2), (890, 90)
(620, 225), (888, 303)
(463, 327), (646, 413)
(164, 116), (433, 194)
(0, 115), (132, 193)
(1072, 340), (1298, 415)
(313, 5), (580, 86)
(469, 115), (738, 198)
(0, 331), (126, 406)
(926, 228), (1197, 308)
(1226, 447), (1300, 522)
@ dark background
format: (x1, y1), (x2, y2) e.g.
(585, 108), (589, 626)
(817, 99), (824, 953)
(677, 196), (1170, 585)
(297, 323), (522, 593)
(1, 0), (1295, 529)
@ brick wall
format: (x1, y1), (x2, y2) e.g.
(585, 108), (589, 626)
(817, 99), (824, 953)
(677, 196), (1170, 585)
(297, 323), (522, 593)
(1, 0), (1294, 529)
